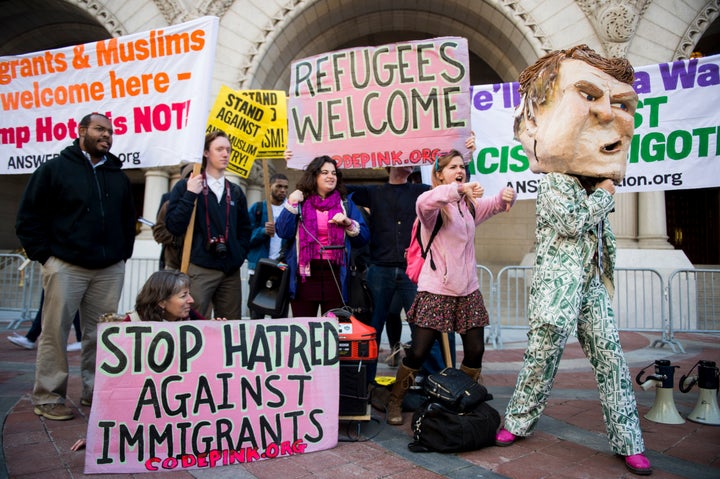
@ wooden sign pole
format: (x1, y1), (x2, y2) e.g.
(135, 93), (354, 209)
(180, 163), (202, 273)
(262, 159), (274, 233)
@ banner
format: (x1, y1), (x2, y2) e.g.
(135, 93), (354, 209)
(287, 37), (472, 170)
(469, 53), (720, 199)
(206, 86), (269, 178)
(84, 318), (339, 474)
(0, 16), (218, 174)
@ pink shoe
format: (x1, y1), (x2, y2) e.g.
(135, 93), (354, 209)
(495, 428), (516, 447)
(625, 453), (652, 475)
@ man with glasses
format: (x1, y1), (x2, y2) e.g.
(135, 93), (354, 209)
(16, 113), (136, 421)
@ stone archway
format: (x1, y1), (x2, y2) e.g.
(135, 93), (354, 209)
(0, 0), (121, 56)
(238, 0), (551, 91)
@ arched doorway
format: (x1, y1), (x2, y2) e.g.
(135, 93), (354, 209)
(665, 17), (720, 265)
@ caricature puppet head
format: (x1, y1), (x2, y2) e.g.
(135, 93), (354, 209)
(513, 44), (638, 183)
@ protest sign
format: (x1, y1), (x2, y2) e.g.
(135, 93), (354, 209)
(469, 53), (720, 199)
(207, 85), (269, 178)
(287, 37), (471, 170)
(241, 90), (288, 159)
(84, 318), (339, 474)
(0, 16), (218, 174)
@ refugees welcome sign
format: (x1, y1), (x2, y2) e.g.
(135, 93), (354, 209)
(84, 318), (339, 474)
(469, 53), (720, 199)
(287, 37), (472, 170)
(0, 16), (218, 174)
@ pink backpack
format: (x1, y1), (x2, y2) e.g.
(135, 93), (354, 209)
(405, 216), (442, 283)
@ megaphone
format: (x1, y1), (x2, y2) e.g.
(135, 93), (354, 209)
(636, 359), (685, 424)
(680, 360), (720, 426)
(247, 259), (290, 317)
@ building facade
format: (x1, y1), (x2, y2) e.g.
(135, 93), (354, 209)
(1, 0), (718, 271)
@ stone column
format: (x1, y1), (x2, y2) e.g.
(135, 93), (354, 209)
(638, 191), (673, 249)
(139, 169), (169, 240)
(610, 192), (638, 248)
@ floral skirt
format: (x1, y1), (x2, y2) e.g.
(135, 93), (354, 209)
(406, 289), (489, 334)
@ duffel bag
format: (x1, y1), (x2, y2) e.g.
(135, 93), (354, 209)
(408, 401), (501, 453)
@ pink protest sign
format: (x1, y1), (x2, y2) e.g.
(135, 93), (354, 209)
(84, 317), (339, 474)
(287, 37), (471, 170)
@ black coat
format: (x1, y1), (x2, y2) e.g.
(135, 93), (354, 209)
(16, 139), (136, 269)
(165, 177), (251, 274)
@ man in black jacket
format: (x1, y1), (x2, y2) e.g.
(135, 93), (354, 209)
(349, 166), (456, 385)
(16, 113), (136, 421)
(165, 130), (251, 319)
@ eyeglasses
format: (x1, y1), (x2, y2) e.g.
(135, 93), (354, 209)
(91, 125), (113, 135)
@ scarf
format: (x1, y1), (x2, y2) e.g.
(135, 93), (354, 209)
(298, 190), (346, 277)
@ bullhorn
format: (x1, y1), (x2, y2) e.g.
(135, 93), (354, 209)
(680, 360), (720, 426)
(636, 359), (685, 424)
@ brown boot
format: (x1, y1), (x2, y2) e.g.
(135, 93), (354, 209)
(460, 364), (493, 401)
(460, 363), (484, 385)
(386, 362), (418, 425)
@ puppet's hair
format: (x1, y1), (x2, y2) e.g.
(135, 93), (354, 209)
(514, 44), (634, 136)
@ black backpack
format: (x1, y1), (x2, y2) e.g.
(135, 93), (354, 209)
(423, 367), (489, 412)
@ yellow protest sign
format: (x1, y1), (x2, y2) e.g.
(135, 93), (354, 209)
(240, 90), (287, 159)
(207, 85), (268, 177)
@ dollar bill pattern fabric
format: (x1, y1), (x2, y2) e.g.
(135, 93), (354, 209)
(503, 173), (645, 456)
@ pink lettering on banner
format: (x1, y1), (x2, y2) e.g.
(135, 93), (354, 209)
(84, 318), (339, 474)
(287, 37), (472, 170)
(133, 100), (191, 133)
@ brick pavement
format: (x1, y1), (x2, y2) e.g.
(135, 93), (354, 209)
(1, 329), (718, 478)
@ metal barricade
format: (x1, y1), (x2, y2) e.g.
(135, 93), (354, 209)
(11, 256), (712, 341)
(494, 266), (533, 348)
(667, 268), (720, 349)
(118, 259), (252, 318)
(117, 258), (159, 314)
(0, 254), (42, 329)
(613, 268), (665, 332)
(475, 264), (497, 348)
(494, 266), (668, 350)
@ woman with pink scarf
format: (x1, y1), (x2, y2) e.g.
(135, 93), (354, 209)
(276, 156), (370, 317)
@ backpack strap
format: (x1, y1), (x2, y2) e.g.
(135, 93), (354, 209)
(417, 214), (443, 271)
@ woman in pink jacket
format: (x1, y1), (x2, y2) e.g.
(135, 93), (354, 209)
(386, 149), (516, 425)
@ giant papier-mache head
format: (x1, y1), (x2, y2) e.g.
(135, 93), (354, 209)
(513, 44), (639, 183)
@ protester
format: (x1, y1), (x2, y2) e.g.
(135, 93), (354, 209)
(165, 130), (252, 319)
(15, 112), (136, 421)
(125, 270), (208, 322)
(275, 155), (369, 317)
(70, 270), (221, 452)
(494, 45), (651, 476)
(385, 149), (516, 425)
(348, 135), (473, 385)
(247, 173), (291, 318)
(7, 290), (82, 352)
